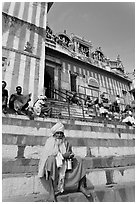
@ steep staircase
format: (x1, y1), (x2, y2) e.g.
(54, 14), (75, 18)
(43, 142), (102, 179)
(47, 98), (95, 119)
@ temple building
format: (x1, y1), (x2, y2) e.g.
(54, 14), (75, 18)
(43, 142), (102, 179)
(2, 2), (134, 109)
(45, 27), (133, 110)
(2, 4), (135, 201)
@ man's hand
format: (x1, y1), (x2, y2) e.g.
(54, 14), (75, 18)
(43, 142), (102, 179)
(63, 152), (74, 159)
(63, 152), (71, 159)
(69, 153), (74, 158)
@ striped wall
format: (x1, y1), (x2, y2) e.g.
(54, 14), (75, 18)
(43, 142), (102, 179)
(59, 59), (132, 104)
(2, 2), (48, 105)
(63, 61), (130, 95)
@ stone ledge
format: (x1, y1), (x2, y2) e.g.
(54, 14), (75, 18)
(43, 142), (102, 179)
(84, 155), (135, 169)
(2, 168), (135, 198)
(2, 182), (135, 202)
(2, 155), (135, 174)
(2, 133), (135, 146)
(2, 114), (134, 134)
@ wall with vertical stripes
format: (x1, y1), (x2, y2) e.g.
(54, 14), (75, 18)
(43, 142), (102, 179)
(2, 2), (48, 105)
(46, 47), (132, 105)
(61, 61), (130, 100)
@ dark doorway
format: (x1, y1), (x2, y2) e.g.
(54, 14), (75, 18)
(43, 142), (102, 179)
(44, 66), (54, 98)
(70, 74), (77, 92)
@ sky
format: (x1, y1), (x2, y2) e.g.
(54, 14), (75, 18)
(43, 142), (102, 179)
(47, 2), (135, 76)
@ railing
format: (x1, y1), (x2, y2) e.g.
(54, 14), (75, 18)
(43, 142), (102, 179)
(51, 88), (86, 119)
(64, 89), (85, 119)
(50, 88), (71, 119)
(50, 87), (129, 121)
(78, 85), (128, 112)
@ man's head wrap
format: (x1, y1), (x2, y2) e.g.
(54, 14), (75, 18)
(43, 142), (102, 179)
(2, 81), (7, 86)
(51, 121), (64, 135)
(38, 95), (47, 100)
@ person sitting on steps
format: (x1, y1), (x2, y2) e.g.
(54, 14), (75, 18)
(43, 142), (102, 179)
(2, 80), (8, 114)
(38, 121), (92, 202)
(33, 95), (52, 118)
(9, 86), (31, 115)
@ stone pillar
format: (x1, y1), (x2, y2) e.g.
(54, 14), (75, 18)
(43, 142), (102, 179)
(38, 3), (48, 96)
(58, 65), (62, 100)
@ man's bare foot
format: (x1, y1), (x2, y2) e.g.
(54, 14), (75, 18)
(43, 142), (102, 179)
(79, 185), (91, 198)
(46, 195), (56, 202)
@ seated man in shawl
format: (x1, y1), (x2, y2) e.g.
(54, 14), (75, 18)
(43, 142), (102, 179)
(9, 86), (31, 114)
(38, 122), (92, 202)
(33, 95), (52, 117)
(2, 81), (8, 114)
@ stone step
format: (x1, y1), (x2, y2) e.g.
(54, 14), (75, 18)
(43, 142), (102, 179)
(41, 99), (127, 121)
(2, 143), (135, 160)
(3, 113), (134, 128)
(2, 155), (135, 174)
(57, 182), (135, 202)
(3, 182), (135, 202)
(56, 183), (135, 202)
(51, 107), (84, 116)
(2, 165), (135, 192)
(2, 178), (135, 202)
(2, 111), (135, 126)
(2, 183), (135, 202)
(2, 114), (135, 201)
(48, 100), (88, 118)
(2, 114), (135, 159)
(2, 115), (134, 140)
(86, 165), (135, 187)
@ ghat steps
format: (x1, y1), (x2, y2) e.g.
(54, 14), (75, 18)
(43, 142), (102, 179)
(2, 111), (135, 201)
(47, 99), (95, 119)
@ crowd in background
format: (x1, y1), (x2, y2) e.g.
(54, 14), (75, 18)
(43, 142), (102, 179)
(68, 91), (135, 127)
(2, 80), (135, 127)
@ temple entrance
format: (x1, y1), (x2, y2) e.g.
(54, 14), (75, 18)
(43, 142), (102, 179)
(44, 66), (54, 98)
